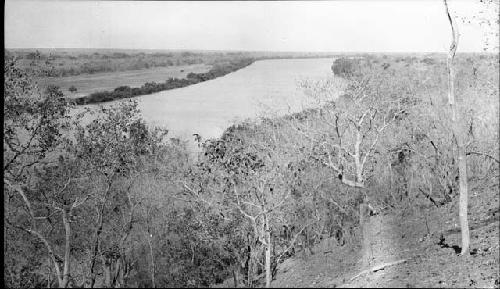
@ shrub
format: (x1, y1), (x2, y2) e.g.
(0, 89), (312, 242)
(331, 58), (359, 78)
(421, 58), (436, 65)
(69, 85), (77, 93)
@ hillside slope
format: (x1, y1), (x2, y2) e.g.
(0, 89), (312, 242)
(271, 184), (499, 288)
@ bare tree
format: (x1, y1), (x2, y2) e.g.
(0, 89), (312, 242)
(443, 0), (470, 256)
(292, 75), (404, 191)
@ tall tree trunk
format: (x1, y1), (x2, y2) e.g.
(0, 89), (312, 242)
(103, 258), (111, 288)
(111, 259), (121, 288)
(89, 181), (113, 288)
(246, 241), (252, 288)
(232, 266), (239, 288)
(117, 257), (126, 288)
(444, 0), (470, 256)
(354, 130), (363, 184)
(61, 209), (71, 288)
(146, 233), (155, 288)
(47, 256), (52, 288)
(264, 215), (271, 288)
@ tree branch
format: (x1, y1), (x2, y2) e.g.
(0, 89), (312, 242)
(466, 151), (500, 164)
(5, 179), (37, 221)
(274, 221), (314, 266)
(5, 217), (64, 286)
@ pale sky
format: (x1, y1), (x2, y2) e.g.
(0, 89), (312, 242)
(4, 0), (499, 52)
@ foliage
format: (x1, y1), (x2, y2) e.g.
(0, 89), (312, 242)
(4, 56), (76, 288)
(331, 57), (360, 78)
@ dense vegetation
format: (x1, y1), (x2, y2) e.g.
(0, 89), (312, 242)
(331, 57), (361, 77)
(72, 58), (254, 105)
(4, 52), (498, 288)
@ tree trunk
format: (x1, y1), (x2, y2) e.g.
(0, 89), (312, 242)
(89, 182), (112, 288)
(264, 216), (271, 288)
(103, 259), (111, 288)
(246, 243), (252, 288)
(47, 256), (52, 288)
(360, 201), (371, 267)
(146, 233), (155, 288)
(111, 259), (121, 288)
(232, 266), (239, 288)
(354, 130), (363, 184)
(457, 138), (470, 254)
(61, 209), (71, 288)
(117, 257), (126, 288)
(444, 0), (470, 256)
(89, 221), (103, 288)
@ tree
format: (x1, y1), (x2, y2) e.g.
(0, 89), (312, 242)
(5, 56), (200, 288)
(72, 100), (173, 287)
(443, 0), (470, 256)
(293, 70), (405, 191)
(69, 86), (77, 93)
(184, 121), (309, 288)
(4, 56), (81, 288)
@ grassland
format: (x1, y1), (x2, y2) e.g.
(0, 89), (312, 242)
(37, 64), (210, 98)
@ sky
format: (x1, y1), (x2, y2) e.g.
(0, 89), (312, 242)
(4, 0), (499, 53)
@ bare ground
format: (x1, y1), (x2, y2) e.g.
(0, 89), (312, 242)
(272, 183), (499, 288)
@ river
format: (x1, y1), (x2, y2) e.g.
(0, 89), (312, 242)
(78, 58), (337, 151)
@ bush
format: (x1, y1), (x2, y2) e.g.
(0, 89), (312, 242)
(331, 58), (359, 78)
(69, 85), (77, 93)
(421, 58), (436, 65)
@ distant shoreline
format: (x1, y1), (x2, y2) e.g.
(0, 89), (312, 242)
(70, 55), (338, 105)
(71, 58), (255, 105)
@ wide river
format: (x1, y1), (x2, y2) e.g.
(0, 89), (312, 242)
(80, 58), (336, 151)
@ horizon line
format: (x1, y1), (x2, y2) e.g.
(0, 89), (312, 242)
(5, 47), (497, 54)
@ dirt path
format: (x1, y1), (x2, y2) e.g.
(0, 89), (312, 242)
(259, 186), (499, 288)
(268, 211), (429, 288)
(339, 214), (417, 288)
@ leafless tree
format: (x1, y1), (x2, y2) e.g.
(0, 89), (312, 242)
(443, 0), (470, 256)
(292, 75), (404, 191)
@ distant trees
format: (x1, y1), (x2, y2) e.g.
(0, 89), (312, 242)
(74, 58), (254, 105)
(10, 49), (257, 78)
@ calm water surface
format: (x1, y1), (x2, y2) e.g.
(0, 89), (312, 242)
(78, 58), (336, 149)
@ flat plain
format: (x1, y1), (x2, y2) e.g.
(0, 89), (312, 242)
(37, 63), (210, 98)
